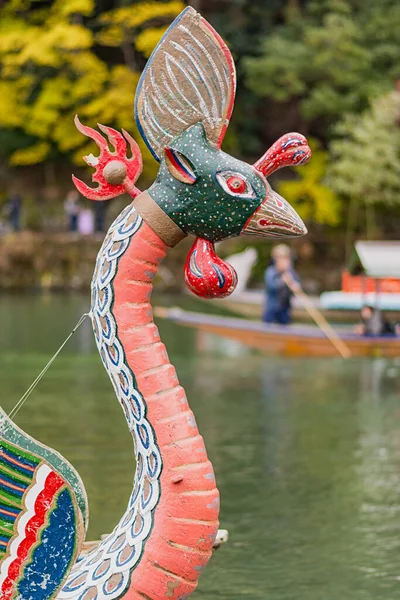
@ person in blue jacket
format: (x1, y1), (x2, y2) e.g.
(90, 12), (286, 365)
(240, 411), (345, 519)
(263, 244), (300, 325)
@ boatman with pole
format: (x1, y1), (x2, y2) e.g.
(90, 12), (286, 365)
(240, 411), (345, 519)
(263, 244), (300, 325)
(264, 245), (352, 358)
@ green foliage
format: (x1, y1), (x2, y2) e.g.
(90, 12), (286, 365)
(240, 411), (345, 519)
(278, 141), (342, 225)
(0, 0), (183, 168)
(244, 0), (400, 132)
(328, 91), (400, 206)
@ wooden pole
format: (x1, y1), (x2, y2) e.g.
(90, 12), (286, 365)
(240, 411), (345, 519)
(287, 281), (352, 359)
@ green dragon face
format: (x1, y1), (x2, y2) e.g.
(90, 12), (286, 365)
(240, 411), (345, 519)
(147, 123), (307, 243)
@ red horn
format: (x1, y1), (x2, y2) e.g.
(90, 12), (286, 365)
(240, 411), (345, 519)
(254, 133), (311, 178)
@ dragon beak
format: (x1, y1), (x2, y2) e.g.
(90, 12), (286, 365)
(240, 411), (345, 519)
(242, 184), (307, 239)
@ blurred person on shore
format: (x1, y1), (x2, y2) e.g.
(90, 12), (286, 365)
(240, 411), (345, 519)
(263, 244), (300, 325)
(64, 190), (80, 232)
(5, 192), (22, 231)
(78, 205), (95, 235)
(95, 201), (107, 234)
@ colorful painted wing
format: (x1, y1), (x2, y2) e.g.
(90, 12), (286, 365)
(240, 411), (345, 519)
(0, 409), (88, 600)
(135, 6), (236, 161)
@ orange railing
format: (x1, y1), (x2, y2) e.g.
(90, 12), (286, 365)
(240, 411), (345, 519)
(342, 271), (400, 293)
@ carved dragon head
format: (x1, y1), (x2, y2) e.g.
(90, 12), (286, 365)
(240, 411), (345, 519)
(74, 7), (311, 298)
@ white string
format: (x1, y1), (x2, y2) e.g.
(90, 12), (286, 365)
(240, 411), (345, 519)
(7, 312), (91, 422)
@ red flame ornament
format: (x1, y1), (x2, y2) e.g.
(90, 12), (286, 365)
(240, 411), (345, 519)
(184, 238), (238, 299)
(72, 116), (142, 201)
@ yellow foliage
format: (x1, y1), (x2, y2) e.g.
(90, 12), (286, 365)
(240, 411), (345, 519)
(51, 0), (95, 18)
(0, 81), (29, 127)
(95, 25), (124, 47)
(135, 27), (168, 58)
(66, 53), (108, 101)
(96, 1), (183, 47)
(25, 76), (72, 138)
(0, 0), (30, 17)
(0, 0), (183, 167)
(11, 142), (51, 166)
(0, 20), (31, 54)
(82, 67), (139, 130)
(99, 1), (184, 28)
(278, 141), (342, 226)
(2, 22), (92, 68)
(53, 114), (88, 152)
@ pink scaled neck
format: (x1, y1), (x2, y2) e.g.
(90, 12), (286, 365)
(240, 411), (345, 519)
(111, 218), (219, 600)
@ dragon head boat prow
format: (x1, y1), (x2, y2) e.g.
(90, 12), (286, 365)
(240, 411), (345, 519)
(74, 5), (310, 299)
(1, 6), (311, 600)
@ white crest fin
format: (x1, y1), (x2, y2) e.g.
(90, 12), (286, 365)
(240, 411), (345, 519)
(134, 7), (236, 161)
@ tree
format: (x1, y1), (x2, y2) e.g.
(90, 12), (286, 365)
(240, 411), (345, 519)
(328, 90), (400, 226)
(0, 0), (184, 171)
(243, 0), (400, 139)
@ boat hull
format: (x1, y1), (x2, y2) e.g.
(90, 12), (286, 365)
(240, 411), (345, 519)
(155, 308), (400, 358)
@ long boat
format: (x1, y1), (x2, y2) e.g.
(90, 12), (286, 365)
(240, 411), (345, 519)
(155, 307), (400, 358)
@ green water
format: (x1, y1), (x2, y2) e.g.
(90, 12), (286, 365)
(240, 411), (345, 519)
(1, 293), (400, 599)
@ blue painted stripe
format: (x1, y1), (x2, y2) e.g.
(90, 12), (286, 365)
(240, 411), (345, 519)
(19, 488), (77, 599)
(0, 504), (19, 522)
(0, 480), (25, 498)
(0, 534), (10, 547)
(212, 263), (226, 288)
(0, 470), (28, 490)
(282, 137), (302, 149)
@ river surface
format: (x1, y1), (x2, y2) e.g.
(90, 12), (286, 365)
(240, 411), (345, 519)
(1, 293), (400, 599)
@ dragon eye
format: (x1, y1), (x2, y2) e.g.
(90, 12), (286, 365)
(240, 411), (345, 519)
(226, 176), (246, 193)
(216, 171), (255, 199)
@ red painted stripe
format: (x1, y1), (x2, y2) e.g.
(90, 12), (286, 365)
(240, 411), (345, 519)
(0, 451), (36, 474)
(165, 148), (195, 183)
(1, 470), (65, 599)
(0, 507), (18, 518)
(165, 148), (182, 172)
(0, 477), (26, 493)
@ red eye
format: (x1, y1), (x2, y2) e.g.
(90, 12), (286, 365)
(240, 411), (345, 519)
(226, 176), (247, 194)
(216, 171), (255, 198)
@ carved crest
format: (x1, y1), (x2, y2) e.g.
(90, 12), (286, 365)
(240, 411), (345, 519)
(135, 6), (236, 160)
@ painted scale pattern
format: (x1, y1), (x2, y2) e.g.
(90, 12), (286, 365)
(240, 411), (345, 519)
(0, 434), (83, 600)
(59, 204), (163, 599)
(59, 200), (220, 600)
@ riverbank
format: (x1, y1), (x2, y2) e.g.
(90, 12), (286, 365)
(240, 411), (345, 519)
(0, 231), (345, 292)
(0, 231), (197, 291)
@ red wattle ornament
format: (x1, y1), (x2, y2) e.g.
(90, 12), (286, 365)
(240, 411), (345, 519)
(184, 238), (238, 299)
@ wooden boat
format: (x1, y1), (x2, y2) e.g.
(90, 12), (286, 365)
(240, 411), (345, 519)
(321, 240), (400, 311)
(155, 307), (400, 358)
